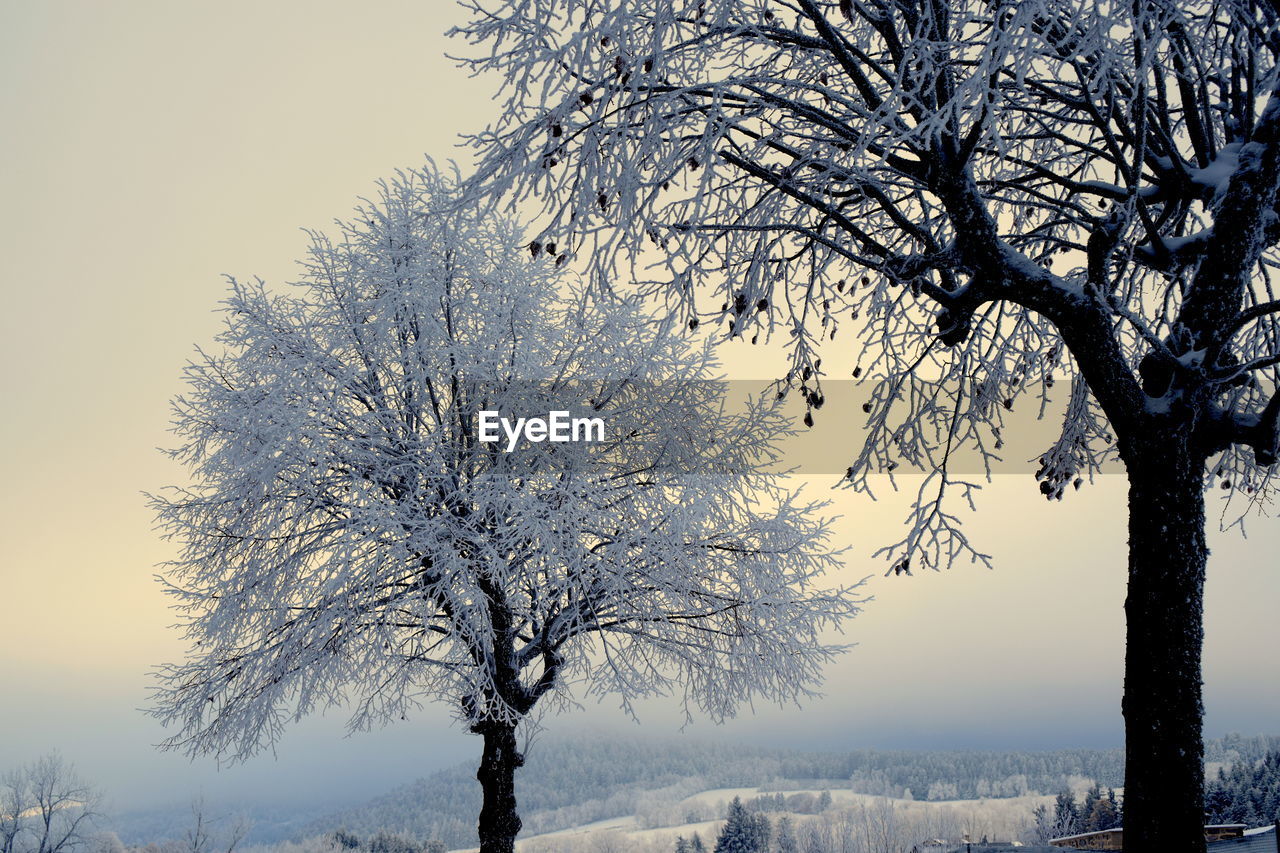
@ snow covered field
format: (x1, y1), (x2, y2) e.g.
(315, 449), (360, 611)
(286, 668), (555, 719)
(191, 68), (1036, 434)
(454, 786), (1054, 853)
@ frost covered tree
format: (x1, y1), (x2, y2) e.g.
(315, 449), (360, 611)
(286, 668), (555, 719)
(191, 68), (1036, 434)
(773, 816), (798, 853)
(149, 166), (859, 853)
(0, 754), (99, 853)
(1030, 793), (1083, 845)
(455, 0), (1280, 848)
(180, 800), (248, 853)
(714, 798), (770, 853)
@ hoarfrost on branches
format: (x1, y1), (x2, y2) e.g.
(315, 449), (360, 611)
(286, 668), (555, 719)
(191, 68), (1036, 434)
(0, 754), (99, 853)
(454, 0), (1280, 566)
(148, 165), (862, 762)
(454, 2), (1280, 847)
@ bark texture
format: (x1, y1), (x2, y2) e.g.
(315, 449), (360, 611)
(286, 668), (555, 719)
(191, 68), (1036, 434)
(475, 720), (523, 853)
(1121, 443), (1209, 853)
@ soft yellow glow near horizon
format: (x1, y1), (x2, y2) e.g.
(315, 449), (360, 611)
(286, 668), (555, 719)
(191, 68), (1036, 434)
(1, 0), (492, 668)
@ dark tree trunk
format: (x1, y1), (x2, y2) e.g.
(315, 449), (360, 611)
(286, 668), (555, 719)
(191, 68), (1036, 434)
(1121, 444), (1208, 853)
(475, 720), (523, 853)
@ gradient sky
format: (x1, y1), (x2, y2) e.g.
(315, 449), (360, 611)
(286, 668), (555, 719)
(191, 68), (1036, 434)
(1, 1), (1277, 817)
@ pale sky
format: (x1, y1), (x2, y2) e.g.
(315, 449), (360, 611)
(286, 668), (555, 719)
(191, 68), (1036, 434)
(1, 1), (1277, 816)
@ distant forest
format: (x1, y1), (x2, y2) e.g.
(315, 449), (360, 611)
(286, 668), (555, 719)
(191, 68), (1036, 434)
(109, 734), (1280, 849)
(1206, 749), (1280, 826)
(276, 734), (1280, 849)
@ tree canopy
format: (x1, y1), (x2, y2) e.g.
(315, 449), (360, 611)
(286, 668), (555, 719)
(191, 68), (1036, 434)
(454, 2), (1280, 849)
(457, 0), (1280, 562)
(149, 165), (861, 853)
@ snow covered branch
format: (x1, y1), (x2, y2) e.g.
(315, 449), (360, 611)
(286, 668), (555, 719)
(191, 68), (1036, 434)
(149, 165), (863, 762)
(457, 0), (1280, 551)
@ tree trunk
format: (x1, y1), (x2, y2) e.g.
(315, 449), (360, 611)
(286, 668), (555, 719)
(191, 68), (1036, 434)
(475, 721), (523, 853)
(1122, 446), (1208, 853)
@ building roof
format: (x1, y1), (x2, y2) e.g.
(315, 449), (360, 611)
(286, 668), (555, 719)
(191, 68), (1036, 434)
(1049, 828), (1123, 843)
(1049, 825), (1256, 845)
(925, 847), (1062, 853)
(1208, 825), (1277, 853)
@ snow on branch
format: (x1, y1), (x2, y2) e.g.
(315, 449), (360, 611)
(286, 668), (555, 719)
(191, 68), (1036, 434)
(148, 165), (864, 762)
(456, 0), (1280, 547)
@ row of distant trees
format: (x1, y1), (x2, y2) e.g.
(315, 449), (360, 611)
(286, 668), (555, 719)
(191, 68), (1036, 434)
(310, 735), (1139, 846)
(1027, 750), (1280, 841)
(326, 829), (444, 853)
(667, 795), (1030, 853)
(740, 793), (833, 817)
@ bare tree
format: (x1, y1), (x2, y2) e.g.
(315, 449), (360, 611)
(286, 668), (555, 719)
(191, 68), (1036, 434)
(0, 769), (25, 853)
(0, 755), (98, 853)
(1029, 800), (1080, 846)
(454, 1), (1280, 848)
(148, 165), (862, 853)
(182, 800), (248, 853)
